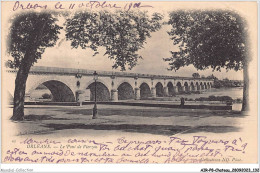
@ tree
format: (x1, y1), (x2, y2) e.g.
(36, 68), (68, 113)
(65, 11), (163, 71)
(7, 12), (62, 120)
(207, 74), (218, 80)
(164, 10), (249, 111)
(42, 93), (52, 99)
(223, 77), (230, 81)
(192, 72), (200, 78)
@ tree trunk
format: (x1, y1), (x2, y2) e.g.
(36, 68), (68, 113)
(11, 60), (32, 121)
(241, 60), (249, 111)
(10, 16), (48, 121)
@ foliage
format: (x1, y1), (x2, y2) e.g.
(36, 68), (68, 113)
(206, 74), (218, 80)
(42, 93), (52, 99)
(66, 10), (163, 71)
(223, 77), (229, 81)
(7, 12), (62, 69)
(234, 98), (242, 103)
(164, 10), (248, 72)
(214, 79), (243, 88)
(192, 72), (200, 78)
(195, 95), (233, 102)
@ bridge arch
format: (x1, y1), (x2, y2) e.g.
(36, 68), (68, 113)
(27, 77), (76, 102)
(43, 80), (75, 102)
(204, 82), (208, 89)
(167, 82), (174, 96)
(85, 79), (111, 92)
(190, 82), (195, 91)
(117, 82), (135, 100)
(138, 80), (152, 89)
(140, 82), (151, 99)
(184, 82), (189, 92)
(176, 82), (182, 92)
(30, 80), (75, 102)
(200, 82), (204, 90)
(155, 82), (163, 97)
(207, 82), (210, 89)
(196, 82), (199, 90)
(116, 79), (135, 90)
(87, 81), (110, 101)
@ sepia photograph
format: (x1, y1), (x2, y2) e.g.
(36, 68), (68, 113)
(1, 1), (259, 172)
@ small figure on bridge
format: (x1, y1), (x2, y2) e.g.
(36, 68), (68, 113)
(180, 97), (185, 107)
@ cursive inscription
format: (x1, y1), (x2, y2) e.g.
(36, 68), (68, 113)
(13, 1), (47, 11)
(21, 138), (61, 145)
(12, 1), (153, 11)
(4, 136), (247, 163)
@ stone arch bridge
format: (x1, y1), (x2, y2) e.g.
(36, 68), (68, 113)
(6, 66), (214, 102)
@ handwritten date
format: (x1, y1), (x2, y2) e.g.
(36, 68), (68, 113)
(12, 1), (153, 11)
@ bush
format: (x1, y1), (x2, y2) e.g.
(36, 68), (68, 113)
(235, 98), (242, 103)
(208, 95), (216, 101)
(213, 96), (232, 102)
(42, 93), (52, 99)
(193, 91), (201, 94)
(195, 97), (207, 101)
(195, 95), (233, 102)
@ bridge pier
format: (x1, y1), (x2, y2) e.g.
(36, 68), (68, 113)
(111, 89), (118, 102)
(135, 88), (140, 100)
(163, 87), (169, 96)
(197, 85), (201, 91)
(151, 87), (156, 98)
(194, 86), (197, 91)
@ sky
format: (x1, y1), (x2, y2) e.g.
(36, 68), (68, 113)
(3, 1), (253, 81)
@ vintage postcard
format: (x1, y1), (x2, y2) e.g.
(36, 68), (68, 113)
(1, 0), (259, 172)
